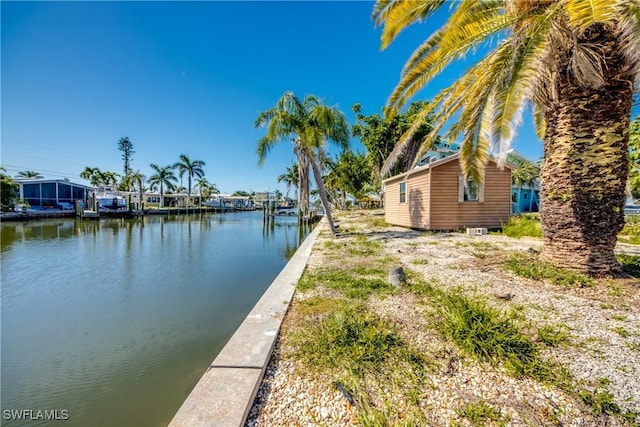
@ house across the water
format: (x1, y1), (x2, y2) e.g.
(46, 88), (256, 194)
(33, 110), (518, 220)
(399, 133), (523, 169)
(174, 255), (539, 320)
(383, 153), (512, 230)
(15, 178), (92, 210)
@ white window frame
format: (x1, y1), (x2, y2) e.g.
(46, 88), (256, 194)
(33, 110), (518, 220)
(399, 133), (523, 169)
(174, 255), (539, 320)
(399, 181), (407, 204)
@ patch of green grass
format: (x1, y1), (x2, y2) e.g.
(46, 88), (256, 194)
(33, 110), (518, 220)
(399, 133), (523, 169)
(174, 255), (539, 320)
(323, 240), (343, 251)
(303, 269), (395, 299)
(469, 241), (500, 251)
(577, 389), (622, 417)
(626, 342), (640, 353)
(292, 305), (433, 379)
(411, 258), (429, 265)
(537, 324), (571, 347)
(432, 292), (561, 380)
(611, 314), (627, 321)
(292, 307), (401, 373)
(295, 296), (345, 318)
(457, 400), (507, 426)
(504, 253), (595, 288)
(297, 271), (318, 292)
(346, 236), (382, 256)
(612, 326), (630, 338)
(501, 214), (542, 238)
(619, 218), (640, 245)
(616, 254), (640, 277)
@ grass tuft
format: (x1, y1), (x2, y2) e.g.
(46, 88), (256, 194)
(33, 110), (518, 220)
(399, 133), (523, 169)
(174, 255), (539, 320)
(501, 214), (542, 238)
(433, 292), (541, 377)
(504, 253), (594, 288)
(537, 324), (571, 347)
(457, 400), (507, 426)
(293, 308), (400, 373)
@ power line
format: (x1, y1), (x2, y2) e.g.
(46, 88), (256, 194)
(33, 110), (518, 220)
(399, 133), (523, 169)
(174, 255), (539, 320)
(1, 163), (88, 180)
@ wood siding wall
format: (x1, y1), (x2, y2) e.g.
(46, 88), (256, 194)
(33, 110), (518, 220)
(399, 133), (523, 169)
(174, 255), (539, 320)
(384, 158), (511, 230)
(384, 169), (430, 229)
(429, 160), (511, 229)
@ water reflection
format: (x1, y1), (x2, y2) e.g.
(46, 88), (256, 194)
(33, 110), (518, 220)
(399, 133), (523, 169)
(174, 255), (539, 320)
(1, 211), (312, 426)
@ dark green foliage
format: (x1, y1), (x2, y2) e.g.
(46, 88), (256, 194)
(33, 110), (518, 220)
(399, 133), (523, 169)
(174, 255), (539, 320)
(352, 101), (439, 185)
(0, 171), (18, 211)
(616, 254), (640, 277)
(117, 136), (135, 180)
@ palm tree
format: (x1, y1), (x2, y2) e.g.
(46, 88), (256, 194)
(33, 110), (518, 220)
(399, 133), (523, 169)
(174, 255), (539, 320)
(15, 170), (43, 179)
(373, 1), (640, 276)
(255, 91), (349, 234)
(100, 171), (120, 190)
(195, 177), (218, 203)
(277, 163), (299, 201)
(147, 164), (177, 208)
(174, 154), (205, 207)
(80, 167), (104, 187)
(130, 170), (146, 209)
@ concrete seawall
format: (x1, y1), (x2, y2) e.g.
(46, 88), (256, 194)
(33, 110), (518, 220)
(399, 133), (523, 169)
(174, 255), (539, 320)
(169, 220), (324, 427)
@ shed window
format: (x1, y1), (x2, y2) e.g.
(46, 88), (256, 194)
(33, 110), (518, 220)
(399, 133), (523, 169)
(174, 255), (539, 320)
(399, 182), (407, 203)
(458, 175), (485, 203)
(465, 179), (478, 201)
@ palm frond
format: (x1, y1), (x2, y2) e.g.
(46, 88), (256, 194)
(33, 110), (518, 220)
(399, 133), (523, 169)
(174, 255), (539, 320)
(569, 42), (606, 88)
(534, 104), (547, 140)
(372, 0), (446, 49)
(491, 5), (559, 157)
(386, 2), (516, 111)
(564, 0), (619, 32)
(616, 1), (640, 87)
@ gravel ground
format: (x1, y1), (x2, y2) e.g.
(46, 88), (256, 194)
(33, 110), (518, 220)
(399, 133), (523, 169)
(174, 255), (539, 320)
(246, 211), (640, 426)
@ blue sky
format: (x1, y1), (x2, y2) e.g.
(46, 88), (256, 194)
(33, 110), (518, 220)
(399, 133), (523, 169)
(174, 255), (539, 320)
(1, 1), (549, 194)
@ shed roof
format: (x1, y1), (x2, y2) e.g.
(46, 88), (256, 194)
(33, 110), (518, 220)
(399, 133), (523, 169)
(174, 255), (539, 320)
(382, 152), (515, 184)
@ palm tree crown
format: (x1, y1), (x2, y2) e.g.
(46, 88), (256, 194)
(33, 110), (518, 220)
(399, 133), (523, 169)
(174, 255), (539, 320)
(277, 163), (299, 200)
(15, 170), (43, 179)
(174, 154), (205, 207)
(147, 164), (177, 208)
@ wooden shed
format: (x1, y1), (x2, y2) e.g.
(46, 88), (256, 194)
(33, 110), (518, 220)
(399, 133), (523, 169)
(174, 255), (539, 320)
(383, 154), (512, 230)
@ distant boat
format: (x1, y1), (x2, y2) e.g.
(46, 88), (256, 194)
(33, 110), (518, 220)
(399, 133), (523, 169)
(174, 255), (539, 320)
(275, 205), (297, 216)
(203, 197), (235, 211)
(97, 195), (128, 212)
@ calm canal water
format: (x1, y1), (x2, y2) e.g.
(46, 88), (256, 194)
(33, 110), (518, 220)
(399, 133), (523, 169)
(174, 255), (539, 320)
(1, 211), (311, 426)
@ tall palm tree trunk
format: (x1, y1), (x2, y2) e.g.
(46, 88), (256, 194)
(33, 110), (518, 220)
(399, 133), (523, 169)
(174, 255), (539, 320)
(307, 153), (338, 235)
(540, 25), (633, 277)
(297, 152), (310, 221)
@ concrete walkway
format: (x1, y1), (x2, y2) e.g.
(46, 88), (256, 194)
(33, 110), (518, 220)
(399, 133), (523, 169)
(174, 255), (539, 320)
(169, 220), (324, 427)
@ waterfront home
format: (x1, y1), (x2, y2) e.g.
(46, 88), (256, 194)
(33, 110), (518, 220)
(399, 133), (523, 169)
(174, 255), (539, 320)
(383, 153), (512, 230)
(15, 178), (91, 210)
(131, 192), (202, 209)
